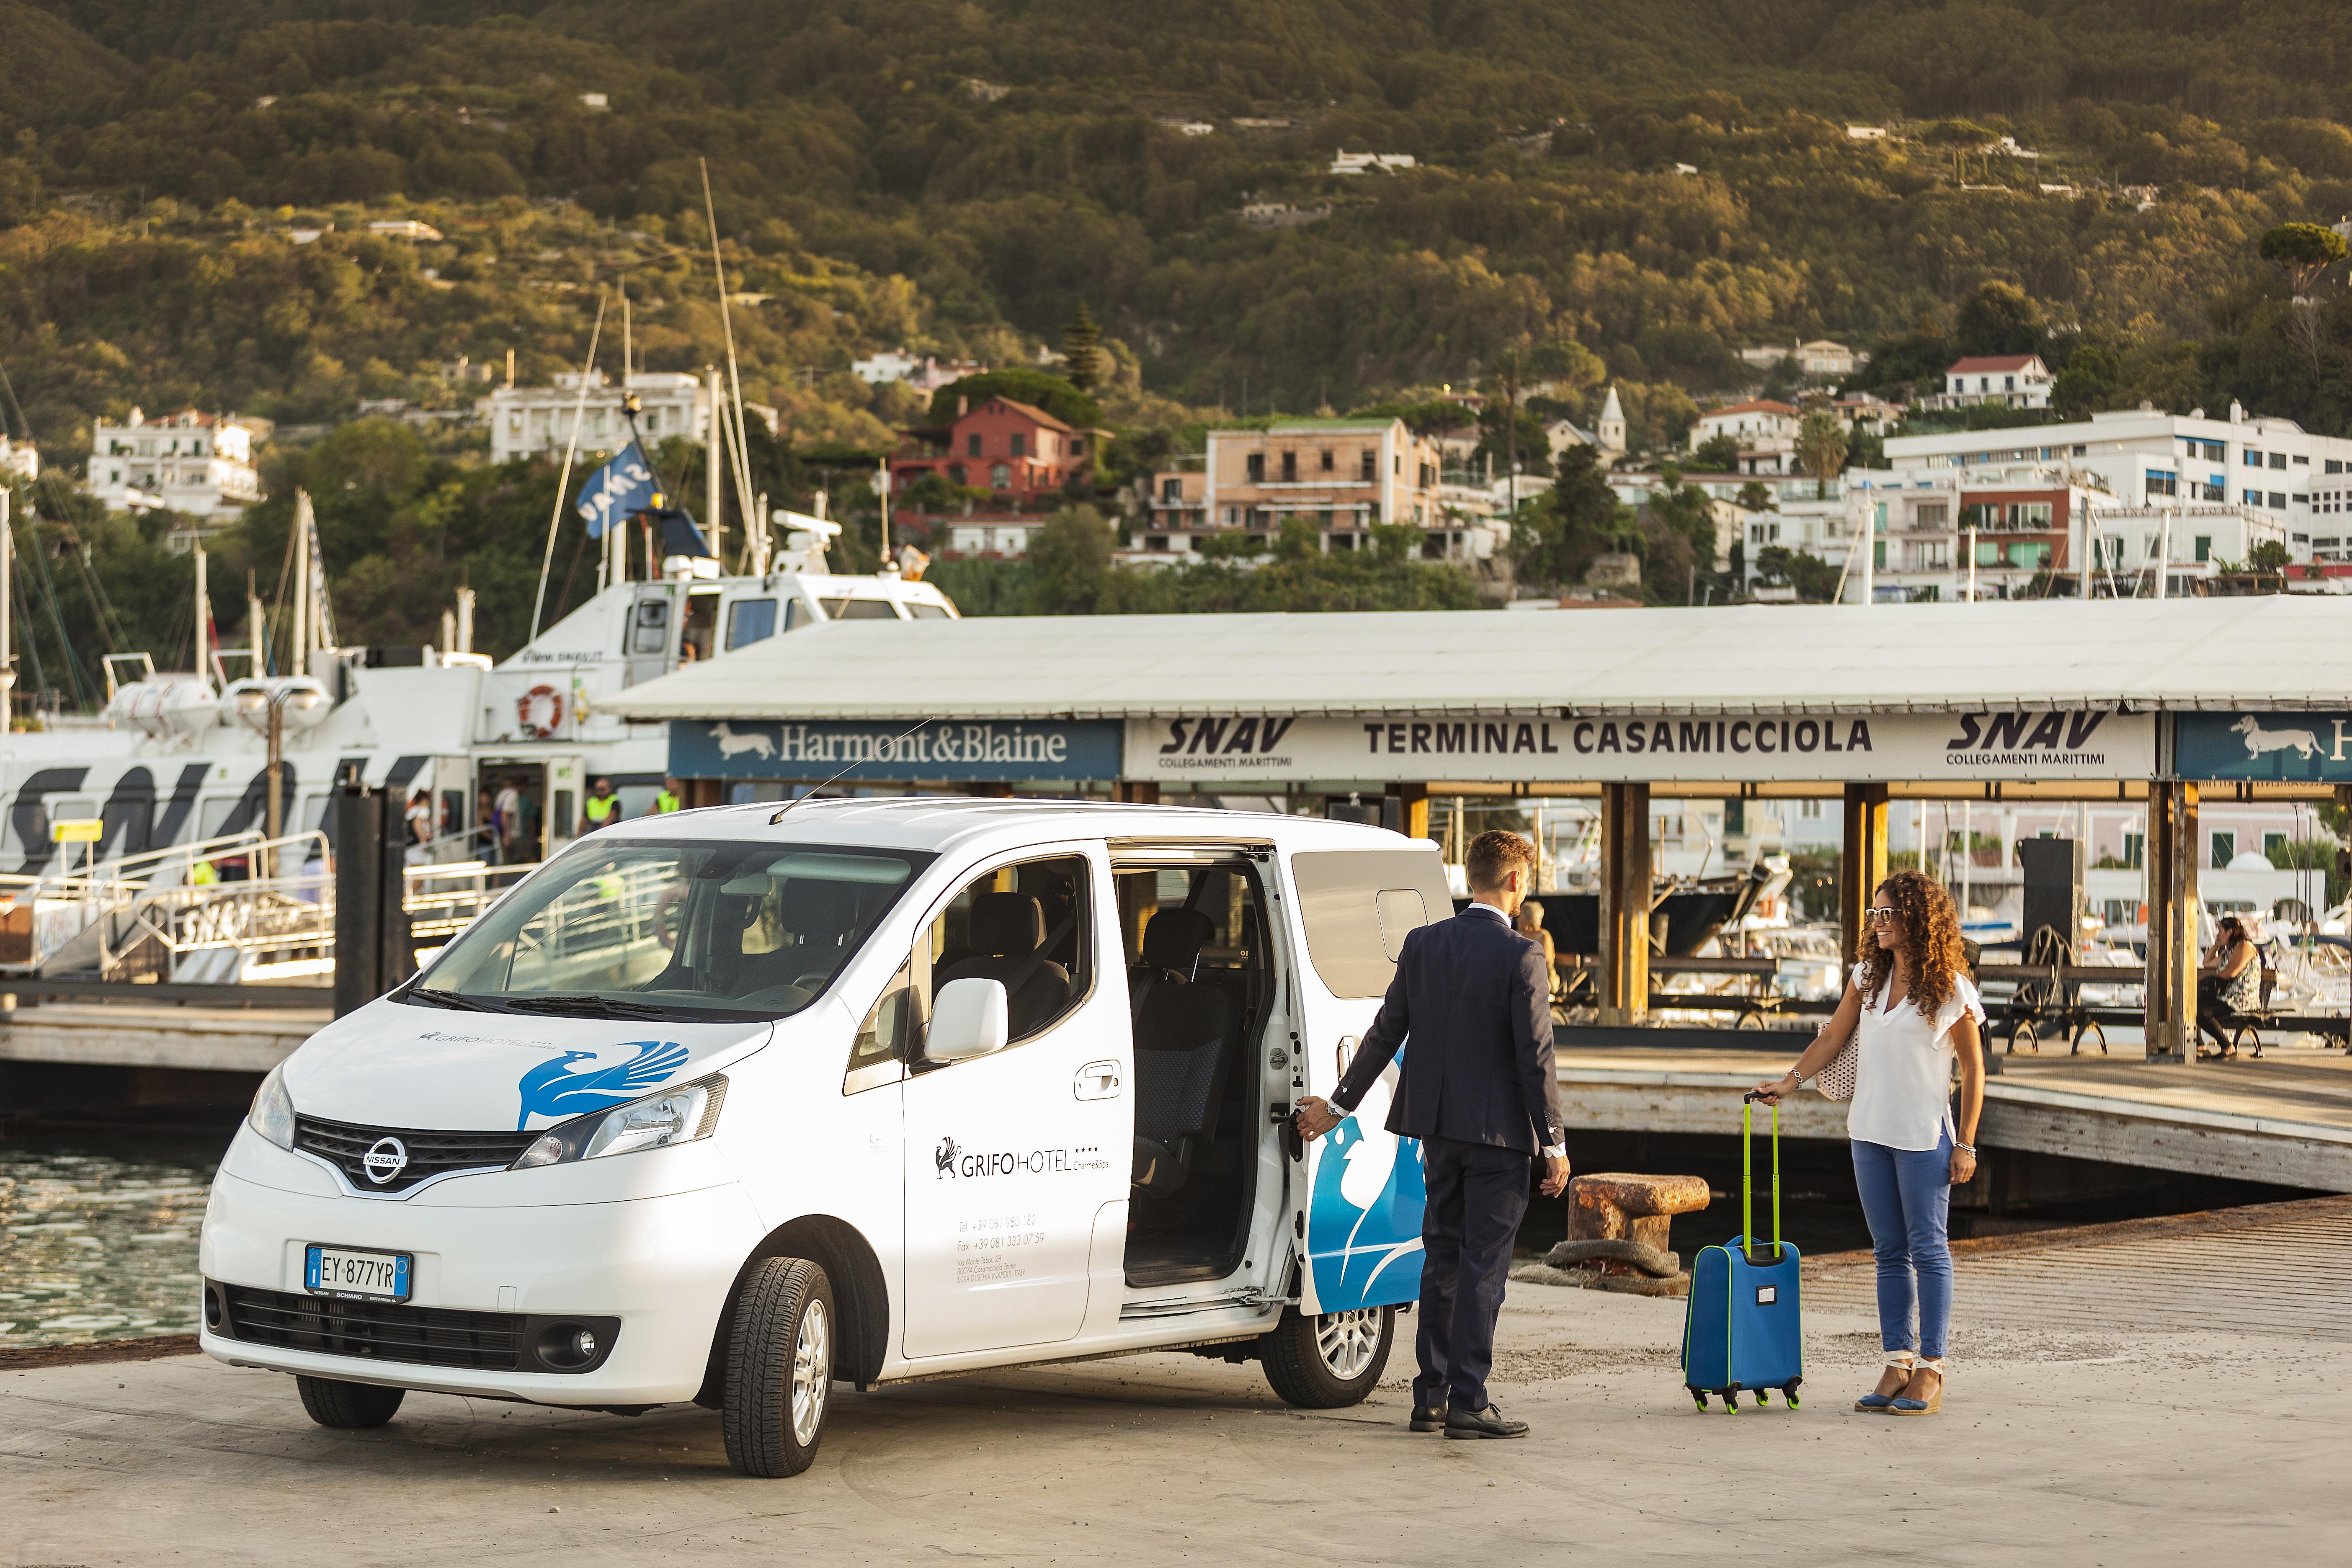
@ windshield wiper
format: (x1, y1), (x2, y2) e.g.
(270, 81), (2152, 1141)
(502, 994), (673, 1020)
(403, 987), (517, 1014)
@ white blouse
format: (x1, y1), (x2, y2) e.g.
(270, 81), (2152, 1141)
(1844, 961), (1986, 1152)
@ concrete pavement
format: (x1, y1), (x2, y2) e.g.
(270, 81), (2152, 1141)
(5, 1272), (2347, 1566)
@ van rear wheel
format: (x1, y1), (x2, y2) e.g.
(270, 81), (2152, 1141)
(295, 1375), (405, 1429)
(721, 1256), (835, 1478)
(1258, 1305), (1394, 1408)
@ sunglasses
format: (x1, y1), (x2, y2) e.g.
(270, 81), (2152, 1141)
(1864, 906), (1898, 922)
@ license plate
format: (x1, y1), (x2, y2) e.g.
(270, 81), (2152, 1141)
(305, 1244), (413, 1302)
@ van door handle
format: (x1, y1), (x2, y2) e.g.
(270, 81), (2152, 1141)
(1075, 1060), (1122, 1100)
(1335, 1035), (1358, 1078)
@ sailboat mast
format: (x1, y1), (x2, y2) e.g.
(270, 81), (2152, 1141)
(706, 366), (724, 567)
(291, 492), (309, 676)
(193, 540), (210, 686)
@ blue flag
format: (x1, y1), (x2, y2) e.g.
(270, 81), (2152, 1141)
(575, 441), (656, 538)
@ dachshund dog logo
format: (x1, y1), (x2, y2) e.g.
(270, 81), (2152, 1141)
(935, 1136), (960, 1179)
(515, 1041), (691, 1130)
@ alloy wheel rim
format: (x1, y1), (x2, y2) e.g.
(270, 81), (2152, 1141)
(1315, 1308), (1381, 1379)
(791, 1298), (830, 1445)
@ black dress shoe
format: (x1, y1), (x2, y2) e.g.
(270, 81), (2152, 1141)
(1409, 1405), (1448, 1432)
(1444, 1404), (1529, 1440)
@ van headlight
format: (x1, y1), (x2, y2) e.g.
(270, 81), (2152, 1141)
(512, 1075), (727, 1168)
(248, 1063), (296, 1151)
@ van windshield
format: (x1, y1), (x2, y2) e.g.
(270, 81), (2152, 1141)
(405, 840), (932, 1022)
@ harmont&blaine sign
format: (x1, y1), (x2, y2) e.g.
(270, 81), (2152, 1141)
(2177, 713), (2352, 783)
(670, 719), (1122, 781)
(1124, 711), (2155, 784)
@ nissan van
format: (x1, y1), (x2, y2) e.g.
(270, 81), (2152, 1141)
(199, 798), (1451, 1475)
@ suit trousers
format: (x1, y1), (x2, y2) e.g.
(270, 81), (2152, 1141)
(1413, 1135), (1532, 1413)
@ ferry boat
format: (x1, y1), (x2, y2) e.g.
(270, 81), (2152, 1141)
(0, 514), (954, 972)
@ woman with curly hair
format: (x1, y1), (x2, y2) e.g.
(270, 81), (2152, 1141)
(1753, 869), (1985, 1416)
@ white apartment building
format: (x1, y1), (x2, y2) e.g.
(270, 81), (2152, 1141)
(478, 371), (709, 464)
(86, 408), (263, 526)
(1916, 353), (2054, 410)
(850, 351), (985, 392)
(1689, 399), (1801, 468)
(1881, 404), (2320, 591)
(0, 433), (34, 482)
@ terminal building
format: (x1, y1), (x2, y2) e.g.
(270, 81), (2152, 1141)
(607, 594), (2352, 1074)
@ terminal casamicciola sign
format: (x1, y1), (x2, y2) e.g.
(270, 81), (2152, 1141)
(1124, 711), (2158, 784)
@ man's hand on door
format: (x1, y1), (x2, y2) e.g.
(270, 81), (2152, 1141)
(1294, 1096), (1343, 1141)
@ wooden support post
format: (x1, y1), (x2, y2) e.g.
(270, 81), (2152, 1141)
(689, 779), (725, 809)
(1113, 781), (1160, 805)
(2143, 779), (2198, 1063)
(1389, 781), (1430, 841)
(969, 781), (1014, 798)
(1597, 781), (1651, 1026)
(1839, 782), (1890, 965)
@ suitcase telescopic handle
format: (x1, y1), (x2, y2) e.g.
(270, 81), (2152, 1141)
(1740, 1095), (1783, 1264)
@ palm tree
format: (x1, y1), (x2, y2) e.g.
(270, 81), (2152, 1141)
(1794, 410), (1849, 500)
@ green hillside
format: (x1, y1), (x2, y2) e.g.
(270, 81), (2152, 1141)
(4, 1), (2352, 682)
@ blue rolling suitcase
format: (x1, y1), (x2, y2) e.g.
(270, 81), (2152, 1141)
(1680, 1095), (1803, 1412)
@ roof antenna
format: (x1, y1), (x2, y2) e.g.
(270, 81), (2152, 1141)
(770, 719), (934, 823)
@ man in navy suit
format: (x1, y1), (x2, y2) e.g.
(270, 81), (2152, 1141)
(1297, 830), (1568, 1439)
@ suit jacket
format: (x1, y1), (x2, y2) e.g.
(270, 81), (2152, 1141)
(1329, 905), (1564, 1157)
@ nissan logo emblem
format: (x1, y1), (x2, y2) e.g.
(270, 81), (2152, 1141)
(362, 1137), (409, 1185)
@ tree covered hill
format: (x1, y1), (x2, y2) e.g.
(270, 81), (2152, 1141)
(7, 0), (2352, 450)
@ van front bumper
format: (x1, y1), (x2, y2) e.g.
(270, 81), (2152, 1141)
(198, 1168), (766, 1405)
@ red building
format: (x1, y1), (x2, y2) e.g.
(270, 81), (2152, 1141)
(887, 396), (1111, 556)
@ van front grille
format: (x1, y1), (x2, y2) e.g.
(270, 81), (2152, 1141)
(220, 1285), (524, 1370)
(293, 1115), (536, 1193)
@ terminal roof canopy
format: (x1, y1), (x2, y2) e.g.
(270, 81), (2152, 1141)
(603, 598), (2352, 722)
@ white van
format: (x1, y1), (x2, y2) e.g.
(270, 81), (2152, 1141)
(198, 799), (1455, 1475)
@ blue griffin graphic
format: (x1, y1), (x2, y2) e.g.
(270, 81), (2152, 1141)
(1305, 1057), (1426, 1313)
(516, 1040), (691, 1130)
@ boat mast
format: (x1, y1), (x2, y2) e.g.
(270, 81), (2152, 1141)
(193, 540), (209, 686)
(291, 491), (310, 677)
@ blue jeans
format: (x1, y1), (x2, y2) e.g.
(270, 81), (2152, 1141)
(1850, 1133), (1954, 1360)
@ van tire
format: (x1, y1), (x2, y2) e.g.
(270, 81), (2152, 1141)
(722, 1256), (835, 1478)
(295, 1375), (406, 1429)
(1257, 1305), (1394, 1408)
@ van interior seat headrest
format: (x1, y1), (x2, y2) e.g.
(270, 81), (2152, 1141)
(969, 891), (1046, 957)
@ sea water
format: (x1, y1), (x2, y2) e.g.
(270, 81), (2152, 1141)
(0, 1134), (223, 1347)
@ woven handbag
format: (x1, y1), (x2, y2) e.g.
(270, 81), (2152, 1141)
(1812, 1024), (1859, 1102)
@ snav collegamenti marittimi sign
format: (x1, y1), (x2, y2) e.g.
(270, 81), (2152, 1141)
(1124, 711), (2156, 783)
(669, 719), (1123, 781)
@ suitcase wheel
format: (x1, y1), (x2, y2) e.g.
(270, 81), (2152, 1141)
(1690, 1390), (1709, 1413)
(1784, 1388), (1801, 1410)
(1721, 1390), (1738, 1412)
(1753, 1388), (1769, 1406)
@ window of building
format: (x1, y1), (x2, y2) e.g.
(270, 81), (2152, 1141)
(2004, 376), (2016, 391)
(1914, 502), (1948, 529)
(1008, 433), (1026, 459)
(947, 462), (967, 486)
(2199, 481), (2225, 501)
(2245, 449), (2263, 465)
(2271, 452), (2288, 470)
(2264, 832), (2287, 861)
(1320, 449), (1335, 472)
(2194, 535), (2212, 562)
(2211, 832), (2235, 869)
(967, 433), (983, 457)
(2201, 441), (2226, 462)
(2245, 488), (2262, 506)
(2145, 472), (2177, 497)
(2295, 454), (2310, 465)
(2122, 832), (2144, 868)
(2269, 493), (2286, 510)
(2330, 459), (2345, 475)
(1160, 477), (1181, 501)
(1281, 451), (1297, 482)
(725, 598), (778, 650)
(990, 463), (1011, 489)
(1360, 450), (1377, 481)
(1246, 453), (1264, 482)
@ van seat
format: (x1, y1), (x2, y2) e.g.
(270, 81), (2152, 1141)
(1129, 907), (1214, 1019)
(934, 892), (1069, 1036)
(1130, 983), (1238, 1197)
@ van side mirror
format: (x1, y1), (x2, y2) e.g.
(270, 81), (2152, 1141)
(925, 978), (1009, 1063)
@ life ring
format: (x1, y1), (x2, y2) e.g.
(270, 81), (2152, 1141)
(517, 684), (565, 738)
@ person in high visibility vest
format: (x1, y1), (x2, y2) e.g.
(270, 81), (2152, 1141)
(654, 776), (684, 815)
(189, 858), (219, 887)
(580, 777), (622, 836)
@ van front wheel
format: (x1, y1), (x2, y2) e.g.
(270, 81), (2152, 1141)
(1258, 1305), (1394, 1408)
(721, 1256), (836, 1478)
(295, 1375), (405, 1428)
